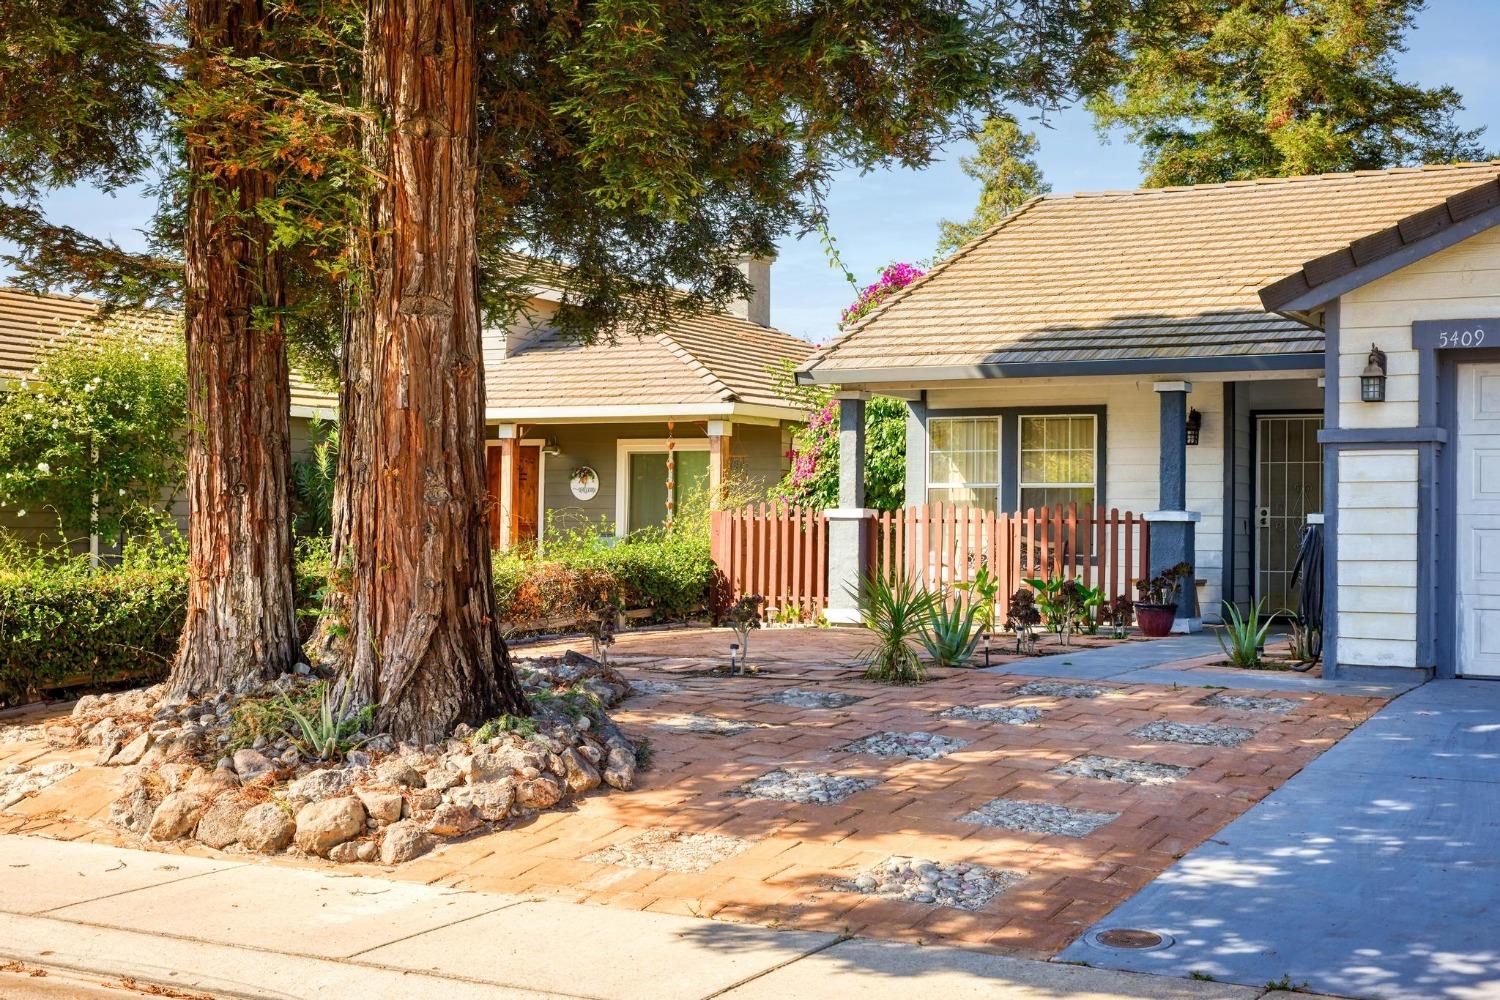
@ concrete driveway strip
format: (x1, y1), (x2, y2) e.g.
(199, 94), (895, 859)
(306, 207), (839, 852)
(355, 899), (839, 1000)
(44, 860), (523, 959)
(1058, 679), (1500, 1000)
(0, 835), (239, 914)
(716, 938), (1263, 1000)
(0, 911), (570, 1000)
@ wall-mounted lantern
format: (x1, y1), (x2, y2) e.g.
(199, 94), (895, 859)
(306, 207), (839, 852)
(1185, 408), (1202, 446)
(1360, 345), (1388, 403)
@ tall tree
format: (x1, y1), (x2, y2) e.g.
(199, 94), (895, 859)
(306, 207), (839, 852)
(1089, 0), (1492, 187)
(171, 0), (301, 695)
(935, 114), (1050, 256)
(330, 0), (528, 739)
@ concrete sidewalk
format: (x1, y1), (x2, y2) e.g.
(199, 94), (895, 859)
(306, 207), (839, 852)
(0, 835), (1337, 1000)
(1059, 679), (1500, 999)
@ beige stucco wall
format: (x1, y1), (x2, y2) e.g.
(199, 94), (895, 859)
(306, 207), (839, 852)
(1332, 225), (1500, 669)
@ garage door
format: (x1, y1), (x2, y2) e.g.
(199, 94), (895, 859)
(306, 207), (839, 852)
(1457, 363), (1500, 678)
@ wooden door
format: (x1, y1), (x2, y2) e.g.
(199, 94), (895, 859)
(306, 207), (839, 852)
(485, 445), (504, 548)
(515, 445), (540, 545)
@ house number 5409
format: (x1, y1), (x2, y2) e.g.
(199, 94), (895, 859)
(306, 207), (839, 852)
(1438, 327), (1487, 348)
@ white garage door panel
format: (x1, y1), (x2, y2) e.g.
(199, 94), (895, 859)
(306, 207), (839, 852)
(1456, 363), (1500, 678)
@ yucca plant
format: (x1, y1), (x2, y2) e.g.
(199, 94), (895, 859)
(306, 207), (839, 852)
(854, 571), (936, 684)
(276, 684), (373, 761)
(1217, 598), (1274, 669)
(918, 592), (985, 668)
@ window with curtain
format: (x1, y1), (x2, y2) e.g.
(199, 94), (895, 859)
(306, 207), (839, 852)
(1018, 414), (1096, 511)
(927, 417), (999, 510)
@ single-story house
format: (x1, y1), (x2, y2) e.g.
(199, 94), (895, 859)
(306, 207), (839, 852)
(0, 258), (810, 551)
(482, 259), (812, 548)
(799, 161), (1500, 683)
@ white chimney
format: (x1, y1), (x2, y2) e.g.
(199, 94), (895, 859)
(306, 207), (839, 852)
(729, 257), (772, 327)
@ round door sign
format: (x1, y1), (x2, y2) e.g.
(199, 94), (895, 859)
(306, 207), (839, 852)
(570, 466), (599, 501)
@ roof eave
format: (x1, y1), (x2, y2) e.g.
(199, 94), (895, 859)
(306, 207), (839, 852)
(798, 352), (1326, 386)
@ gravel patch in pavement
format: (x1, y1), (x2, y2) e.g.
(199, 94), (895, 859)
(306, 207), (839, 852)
(839, 856), (1024, 910)
(940, 704), (1044, 726)
(0, 760), (76, 809)
(651, 713), (767, 737)
(626, 679), (684, 698)
(1198, 692), (1300, 714)
(959, 797), (1120, 838)
(734, 768), (877, 805)
(756, 688), (866, 709)
(840, 731), (968, 761)
(1131, 720), (1255, 747)
(1052, 754), (1192, 786)
(1011, 681), (1110, 700)
(584, 829), (753, 872)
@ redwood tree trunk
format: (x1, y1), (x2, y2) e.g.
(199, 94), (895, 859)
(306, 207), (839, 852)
(329, 0), (526, 741)
(170, 0), (300, 696)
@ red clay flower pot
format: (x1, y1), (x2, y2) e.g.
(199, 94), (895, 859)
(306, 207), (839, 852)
(1133, 603), (1176, 638)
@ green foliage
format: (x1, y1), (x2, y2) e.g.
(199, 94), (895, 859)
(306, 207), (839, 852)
(1216, 598), (1274, 669)
(935, 114), (1050, 256)
(917, 594), (984, 668)
(1136, 562), (1193, 605)
(274, 682), (373, 762)
(529, 684), (606, 726)
(291, 419), (338, 537)
(0, 315), (186, 543)
(1089, 1), (1493, 187)
(772, 360), (906, 511)
(856, 572), (936, 684)
(956, 564), (1003, 631)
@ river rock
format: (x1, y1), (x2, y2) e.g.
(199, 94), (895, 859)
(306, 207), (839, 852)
(294, 796), (367, 856)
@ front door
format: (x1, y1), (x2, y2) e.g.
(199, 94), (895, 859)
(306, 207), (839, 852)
(1255, 414), (1324, 611)
(1456, 364), (1500, 678)
(515, 444), (540, 546)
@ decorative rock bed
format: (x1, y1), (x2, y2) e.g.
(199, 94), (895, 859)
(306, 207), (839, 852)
(756, 688), (865, 709)
(1053, 754), (1191, 786)
(0, 760), (76, 810)
(584, 829), (752, 872)
(940, 704), (1043, 726)
(41, 651), (640, 866)
(1199, 692), (1300, 714)
(734, 768), (876, 805)
(650, 713), (767, 737)
(1131, 720), (1254, 747)
(839, 856), (1023, 910)
(958, 797), (1120, 838)
(1011, 681), (1112, 700)
(625, 679), (683, 698)
(839, 731), (967, 761)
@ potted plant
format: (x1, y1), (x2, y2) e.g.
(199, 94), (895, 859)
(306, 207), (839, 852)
(1133, 562), (1191, 638)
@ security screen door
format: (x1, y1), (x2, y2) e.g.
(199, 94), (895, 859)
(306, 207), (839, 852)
(1255, 414), (1324, 610)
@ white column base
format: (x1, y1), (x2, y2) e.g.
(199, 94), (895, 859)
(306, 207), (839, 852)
(824, 608), (864, 627)
(1172, 617), (1203, 634)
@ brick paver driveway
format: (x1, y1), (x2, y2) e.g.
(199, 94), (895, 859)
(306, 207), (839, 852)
(391, 627), (1384, 957)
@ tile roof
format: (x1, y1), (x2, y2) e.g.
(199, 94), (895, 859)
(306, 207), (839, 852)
(0, 287), (338, 411)
(485, 309), (813, 412)
(803, 162), (1500, 376)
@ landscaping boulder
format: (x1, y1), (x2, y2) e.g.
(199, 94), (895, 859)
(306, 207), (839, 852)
(465, 747), (527, 784)
(195, 794), (250, 849)
(604, 745), (636, 791)
(288, 767), (357, 803)
(354, 787), (403, 826)
(112, 732), (152, 767)
(294, 797), (366, 856)
(516, 776), (563, 810)
(380, 820), (434, 865)
(148, 791), (210, 841)
(327, 841), (363, 864)
(375, 758), (423, 788)
(467, 779), (515, 822)
(560, 748), (601, 795)
(237, 803), (296, 854)
(232, 749), (276, 782)
(427, 802), (481, 837)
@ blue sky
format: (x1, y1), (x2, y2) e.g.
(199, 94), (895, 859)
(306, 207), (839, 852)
(7, 3), (1498, 345)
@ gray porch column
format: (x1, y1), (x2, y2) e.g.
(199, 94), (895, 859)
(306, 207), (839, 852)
(825, 392), (873, 625)
(1146, 381), (1202, 632)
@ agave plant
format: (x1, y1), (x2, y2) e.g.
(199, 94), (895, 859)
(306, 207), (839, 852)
(276, 684), (373, 761)
(854, 572), (936, 684)
(918, 592), (985, 668)
(1217, 598), (1274, 669)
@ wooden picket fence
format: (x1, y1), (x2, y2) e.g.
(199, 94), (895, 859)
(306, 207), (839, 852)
(708, 501), (1149, 621)
(709, 503), (828, 621)
(869, 503), (1149, 604)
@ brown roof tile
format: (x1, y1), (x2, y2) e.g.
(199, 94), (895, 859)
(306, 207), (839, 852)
(804, 162), (1500, 376)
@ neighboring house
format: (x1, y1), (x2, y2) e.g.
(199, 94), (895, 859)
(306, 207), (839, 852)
(0, 258), (811, 551)
(800, 162), (1500, 683)
(483, 259), (813, 547)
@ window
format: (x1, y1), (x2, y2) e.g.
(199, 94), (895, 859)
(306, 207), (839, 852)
(1018, 414), (1096, 511)
(924, 411), (1101, 513)
(617, 441), (710, 534)
(927, 417), (999, 510)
